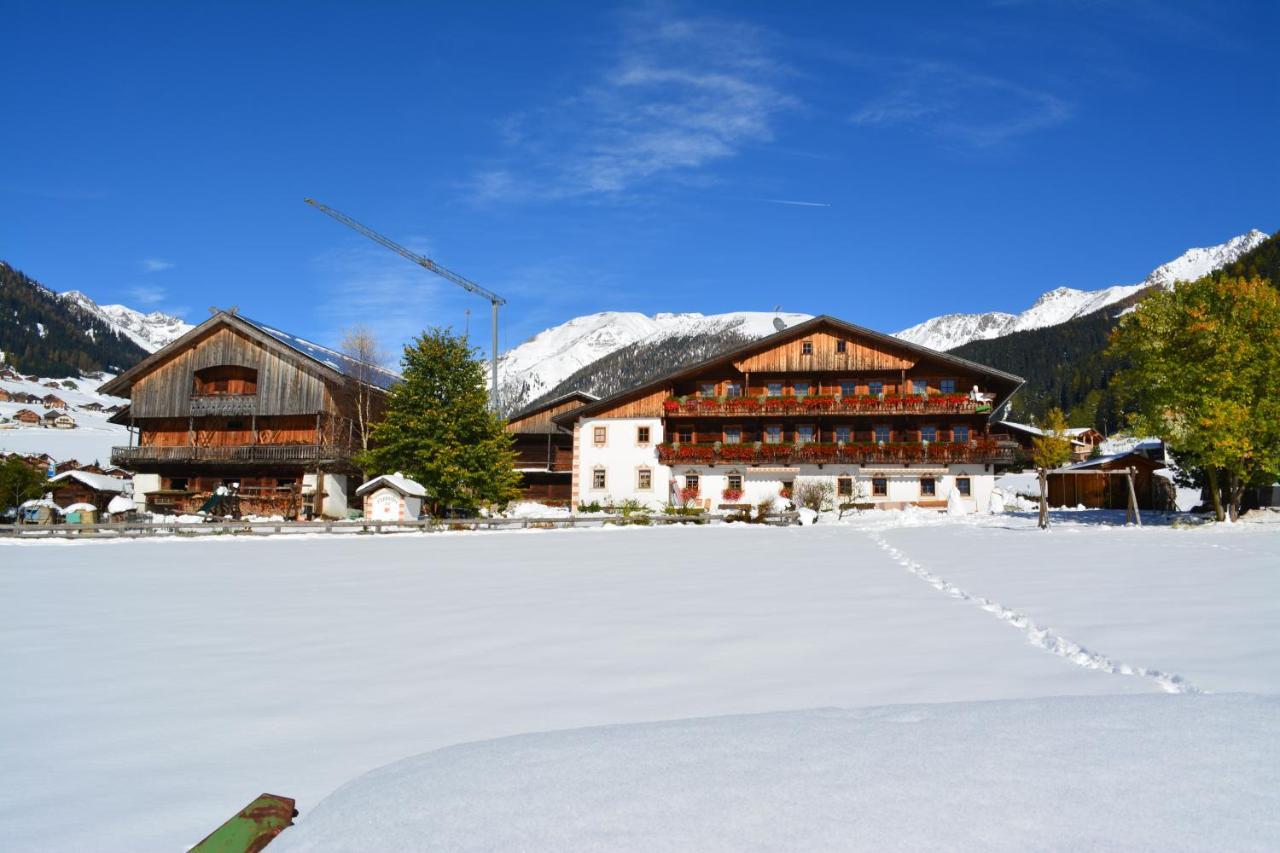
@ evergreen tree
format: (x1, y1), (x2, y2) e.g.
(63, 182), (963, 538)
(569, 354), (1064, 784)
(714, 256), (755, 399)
(1108, 275), (1280, 521)
(1, 457), (47, 514)
(361, 328), (520, 514)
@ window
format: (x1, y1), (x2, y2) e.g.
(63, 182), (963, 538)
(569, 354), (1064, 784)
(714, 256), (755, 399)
(835, 425), (851, 444)
(874, 424), (891, 444)
(275, 478), (297, 490)
(872, 477), (887, 496)
(726, 382), (742, 398)
(724, 426), (742, 445)
(911, 378), (929, 395)
(593, 426), (607, 445)
(765, 424), (782, 444)
(940, 378), (956, 394)
(837, 477), (853, 497)
(227, 419), (245, 430)
(636, 426), (650, 445)
(727, 473), (743, 492)
(920, 476), (936, 496)
(794, 381), (812, 398)
(956, 477), (971, 497)
(840, 380), (857, 398)
(796, 424), (815, 445)
(685, 473), (699, 492)
(675, 426), (693, 444)
(921, 425), (937, 443)
(767, 382), (783, 397)
(168, 477), (189, 491)
(953, 425), (970, 444)
(592, 467), (607, 490)
(836, 340), (847, 353)
(700, 383), (717, 398)
(801, 340), (813, 355)
(192, 365), (258, 396)
(868, 380), (884, 396)
(637, 468), (652, 490)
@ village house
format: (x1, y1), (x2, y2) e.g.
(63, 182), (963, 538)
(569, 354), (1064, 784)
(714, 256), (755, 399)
(506, 391), (597, 503)
(13, 408), (41, 424)
(41, 410), (62, 425)
(553, 315), (1023, 512)
(0, 388), (12, 402)
(80, 401), (105, 412)
(42, 394), (68, 409)
(48, 470), (132, 514)
(99, 308), (399, 519)
(997, 420), (1097, 462)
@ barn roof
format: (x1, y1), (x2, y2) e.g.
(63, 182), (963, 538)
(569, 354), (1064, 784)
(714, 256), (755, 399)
(99, 310), (401, 397)
(48, 470), (131, 493)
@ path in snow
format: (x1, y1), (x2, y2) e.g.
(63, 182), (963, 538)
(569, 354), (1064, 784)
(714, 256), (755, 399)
(868, 532), (1201, 694)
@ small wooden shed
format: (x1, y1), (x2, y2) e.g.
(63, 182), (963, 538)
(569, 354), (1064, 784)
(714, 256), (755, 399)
(19, 498), (62, 525)
(357, 472), (427, 521)
(1047, 452), (1172, 510)
(64, 502), (99, 524)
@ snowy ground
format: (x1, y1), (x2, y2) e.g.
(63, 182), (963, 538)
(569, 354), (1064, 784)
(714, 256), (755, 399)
(0, 373), (127, 463)
(1, 513), (1277, 850)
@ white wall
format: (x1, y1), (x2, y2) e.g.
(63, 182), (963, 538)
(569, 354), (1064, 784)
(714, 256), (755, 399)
(304, 472), (350, 519)
(575, 417), (666, 508)
(364, 486), (421, 521)
(132, 472), (161, 511)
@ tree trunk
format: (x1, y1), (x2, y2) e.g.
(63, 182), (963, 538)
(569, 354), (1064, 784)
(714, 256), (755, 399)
(1206, 467), (1225, 522)
(1038, 467), (1049, 530)
(1227, 472), (1244, 522)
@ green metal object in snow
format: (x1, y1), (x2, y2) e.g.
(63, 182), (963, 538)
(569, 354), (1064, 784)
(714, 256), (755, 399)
(190, 793), (297, 852)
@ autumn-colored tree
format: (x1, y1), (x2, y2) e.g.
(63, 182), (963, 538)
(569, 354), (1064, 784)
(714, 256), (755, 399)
(339, 325), (387, 453)
(1029, 407), (1073, 529)
(361, 328), (520, 514)
(1108, 275), (1280, 521)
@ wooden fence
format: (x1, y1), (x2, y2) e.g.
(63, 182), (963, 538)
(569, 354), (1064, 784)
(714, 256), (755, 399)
(0, 511), (799, 540)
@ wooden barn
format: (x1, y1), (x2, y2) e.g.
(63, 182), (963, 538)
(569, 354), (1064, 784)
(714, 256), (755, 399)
(99, 308), (399, 519)
(13, 408), (40, 424)
(42, 394), (68, 409)
(506, 391), (597, 503)
(0, 388), (11, 402)
(48, 470), (132, 513)
(1047, 452), (1173, 510)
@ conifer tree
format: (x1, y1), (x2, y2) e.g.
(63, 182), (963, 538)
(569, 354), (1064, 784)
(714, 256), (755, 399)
(361, 328), (520, 514)
(1108, 275), (1280, 521)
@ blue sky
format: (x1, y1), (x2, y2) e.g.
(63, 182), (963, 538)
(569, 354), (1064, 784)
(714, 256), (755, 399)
(3, 1), (1276, 362)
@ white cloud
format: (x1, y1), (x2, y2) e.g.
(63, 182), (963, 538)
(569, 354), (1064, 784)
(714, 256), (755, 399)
(471, 9), (795, 201)
(126, 285), (168, 306)
(141, 258), (175, 273)
(851, 60), (1071, 147)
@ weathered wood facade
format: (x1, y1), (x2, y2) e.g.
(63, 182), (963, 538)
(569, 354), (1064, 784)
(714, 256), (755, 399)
(506, 391), (596, 503)
(100, 310), (397, 519)
(1048, 453), (1173, 510)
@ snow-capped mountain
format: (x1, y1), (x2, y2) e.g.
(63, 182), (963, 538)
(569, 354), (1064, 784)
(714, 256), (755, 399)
(894, 229), (1269, 351)
(59, 290), (192, 353)
(499, 311), (811, 410)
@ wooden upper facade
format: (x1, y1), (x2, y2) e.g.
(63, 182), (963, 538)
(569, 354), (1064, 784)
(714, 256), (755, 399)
(506, 391), (597, 501)
(555, 316), (1023, 426)
(100, 310), (397, 475)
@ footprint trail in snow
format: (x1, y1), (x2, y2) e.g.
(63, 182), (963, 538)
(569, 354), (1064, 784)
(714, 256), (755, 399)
(868, 533), (1201, 695)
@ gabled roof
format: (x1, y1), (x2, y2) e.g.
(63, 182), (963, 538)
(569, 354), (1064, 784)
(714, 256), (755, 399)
(49, 470), (131, 493)
(99, 310), (400, 397)
(508, 390), (599, 434)
(555, 314), (1025, 424)
(357, 472), (428, 498)
(1054, 451), (1161, 472)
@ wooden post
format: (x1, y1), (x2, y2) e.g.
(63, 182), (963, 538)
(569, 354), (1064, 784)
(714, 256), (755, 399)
(1038, 466), (1049, 530)
(1126, 466), (1142, 527)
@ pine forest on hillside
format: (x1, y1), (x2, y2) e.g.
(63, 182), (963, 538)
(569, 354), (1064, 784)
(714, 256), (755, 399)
(0, 262), (149, 376)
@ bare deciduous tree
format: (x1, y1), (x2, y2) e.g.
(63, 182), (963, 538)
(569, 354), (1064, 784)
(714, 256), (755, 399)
(340, 325), (387, 453)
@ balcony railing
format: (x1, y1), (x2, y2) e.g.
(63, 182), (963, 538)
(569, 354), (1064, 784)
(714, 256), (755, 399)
(111, 444), (356, 467)
(662, 394), (991, 417)
(189, 394), (258, 416)
(656, 440), (1011, 467)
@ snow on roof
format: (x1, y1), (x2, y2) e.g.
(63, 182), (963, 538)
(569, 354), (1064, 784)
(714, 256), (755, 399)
(998, 421), (1087, 447)
(1056, 451), (1150, 472)
(237, 315), (402, 390)
(48, 470), (131, 493)
(107, 494), (134, 514)
(356, 472), (428, 498)
(20, 498), (63, 511)
(63, 502), (98, 512)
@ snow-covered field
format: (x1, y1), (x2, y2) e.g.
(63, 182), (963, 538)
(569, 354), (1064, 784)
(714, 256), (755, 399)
(0, 373), (128, 463)
(1, 512), (1277, 850)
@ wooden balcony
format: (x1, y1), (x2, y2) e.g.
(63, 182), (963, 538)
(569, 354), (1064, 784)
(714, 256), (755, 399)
(189, 394), (258, 416)
(111, 443), (356, 467)
(662, 394), (991, 418)
(656, 440), (1011, 467)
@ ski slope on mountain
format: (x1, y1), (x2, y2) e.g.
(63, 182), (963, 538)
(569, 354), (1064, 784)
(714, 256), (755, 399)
(895, 229), (1267, 351)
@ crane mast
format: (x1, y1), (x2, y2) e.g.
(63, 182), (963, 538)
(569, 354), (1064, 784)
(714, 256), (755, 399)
(304, 198), (505, 411)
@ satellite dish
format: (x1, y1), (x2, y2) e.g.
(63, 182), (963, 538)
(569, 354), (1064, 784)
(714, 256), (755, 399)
(773, 317), (787, 332)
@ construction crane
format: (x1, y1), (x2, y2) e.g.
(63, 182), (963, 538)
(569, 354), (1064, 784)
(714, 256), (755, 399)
(304, 198), (507, 410)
